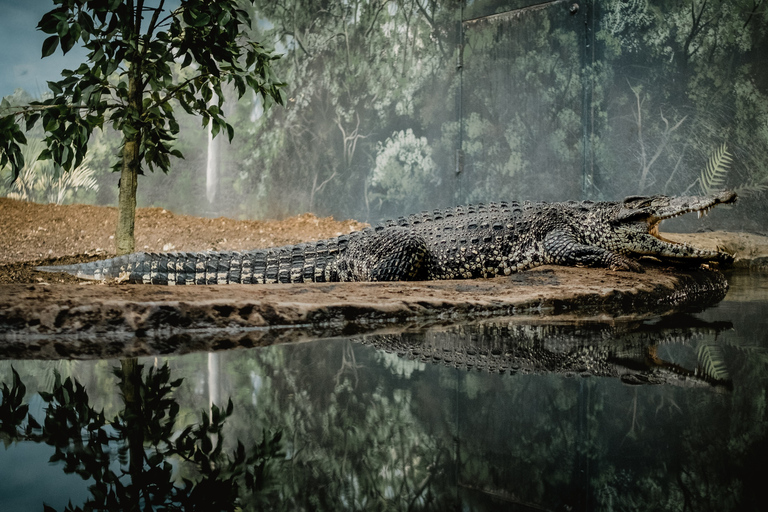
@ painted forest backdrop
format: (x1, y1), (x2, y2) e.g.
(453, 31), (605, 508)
(3, 0), (767, 229)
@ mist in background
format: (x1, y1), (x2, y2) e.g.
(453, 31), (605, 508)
(2, 0), (767, 232)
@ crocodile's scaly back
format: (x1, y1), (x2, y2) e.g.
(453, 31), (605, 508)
(37, 191), (738, 284)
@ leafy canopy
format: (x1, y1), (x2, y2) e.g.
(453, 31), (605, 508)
(0, 0), (284, 178)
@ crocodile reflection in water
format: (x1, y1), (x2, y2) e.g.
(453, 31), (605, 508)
(358, 315), (733, 388)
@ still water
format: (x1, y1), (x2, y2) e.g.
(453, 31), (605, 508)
(1, 272), (767, 511)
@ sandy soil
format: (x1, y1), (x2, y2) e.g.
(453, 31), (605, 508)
(0, 197), (367, 283)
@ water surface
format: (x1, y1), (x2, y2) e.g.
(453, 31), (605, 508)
(1, 272), (766, 511)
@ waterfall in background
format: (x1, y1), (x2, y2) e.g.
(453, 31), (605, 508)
(208, 352), (220, 412)
(205, 88), (220, 206)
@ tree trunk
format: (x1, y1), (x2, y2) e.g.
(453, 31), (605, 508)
(119, 357), (144, 511)
(116, 65), (142, 256)
(116, 141), (139, 255)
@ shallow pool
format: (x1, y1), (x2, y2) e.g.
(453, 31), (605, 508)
(1, 271), (767, 511)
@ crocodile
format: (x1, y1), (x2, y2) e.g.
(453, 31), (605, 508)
(359, 317), (733, 388)
(37, 191), (737, 284)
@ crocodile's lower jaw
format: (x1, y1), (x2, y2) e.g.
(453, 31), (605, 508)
(649, 221), (678, 245)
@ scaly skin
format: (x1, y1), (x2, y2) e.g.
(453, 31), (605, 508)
(358, 319), (732, 388)
(37, 191), (737, 284)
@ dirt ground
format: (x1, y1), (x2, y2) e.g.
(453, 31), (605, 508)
(0, 197), (367, 283)
(1, 197), (767, 359)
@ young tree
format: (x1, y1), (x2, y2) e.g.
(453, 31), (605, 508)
(0, 0), (284, 254)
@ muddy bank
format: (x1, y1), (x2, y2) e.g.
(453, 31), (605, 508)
(2, 198), (767, 360)
(0, 265), (729, 360)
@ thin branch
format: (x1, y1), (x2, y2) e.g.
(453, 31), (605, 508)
(135, 0), (145, 38)
(144, 0), (166, 42)
(1, 104), (93, 117)
(743, 0), (765, 29)
(147, 75), (199, 112)
(314, 171), (337, 194)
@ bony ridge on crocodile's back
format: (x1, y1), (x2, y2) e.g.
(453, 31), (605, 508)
(37, 191), (738, 284)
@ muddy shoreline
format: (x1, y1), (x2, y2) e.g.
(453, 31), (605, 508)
(0, 265), (732, 360)
(2, 198), (767, 360)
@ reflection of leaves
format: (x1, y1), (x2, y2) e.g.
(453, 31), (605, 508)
(246, 340), (454, 510)
(696, 343), (730, 382)
(0, 362), (282, 511)
(0, 368), (29, 442)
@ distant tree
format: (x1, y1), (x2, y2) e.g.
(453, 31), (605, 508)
(0, 0), (284, 254)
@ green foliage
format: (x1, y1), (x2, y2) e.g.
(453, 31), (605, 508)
(0, 0), (284, 178)
(594, 0), (768, 202)
(0, 361), (283, 511)
(0, 0), (284, 251)
(230, 0), (457, 220)
(3, 0), (767, 225)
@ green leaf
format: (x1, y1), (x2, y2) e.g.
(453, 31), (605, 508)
(122, 123), (138, 137)
(25, 113), (40, 131)
(11, 129), (27, 145)
(70, 22), (81, 43)
(77, 11), (94, 34)
(42, 35), (59, 58)
(61, 34), (76, 54)
(47, 81), (63, 95)
(44, 117), (59, 132)
(56, 19), (69, 38)
(37, 11), (59, 34)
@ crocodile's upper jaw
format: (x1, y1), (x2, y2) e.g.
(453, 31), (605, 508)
(615, 191), (737, 262)
(650, 190), (737, 222)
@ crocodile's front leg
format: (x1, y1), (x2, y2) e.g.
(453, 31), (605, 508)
(543, 230), (644, 272)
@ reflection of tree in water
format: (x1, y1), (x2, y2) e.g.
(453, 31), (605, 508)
(0, 360), (282, 511)
(239, 339), (457, 511)
(2, 311), (767, 510)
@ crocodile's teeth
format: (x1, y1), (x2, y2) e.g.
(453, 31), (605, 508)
(698, 210), (703, 219)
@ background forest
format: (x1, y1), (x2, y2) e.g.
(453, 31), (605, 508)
(2, 0), (767, 229)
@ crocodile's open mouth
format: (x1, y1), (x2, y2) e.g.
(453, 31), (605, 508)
(648, 222), (676, 244)
(646, 190), (737, 252)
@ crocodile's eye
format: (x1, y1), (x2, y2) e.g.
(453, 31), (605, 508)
(614, 209), (651, 225)
(623, 195), (652, 207)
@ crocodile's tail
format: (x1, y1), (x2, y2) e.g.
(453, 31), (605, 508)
(36, 236), (352, 284)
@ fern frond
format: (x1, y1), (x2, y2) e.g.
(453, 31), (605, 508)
(696, 343), (730, 382)
(2, 139), (97, 204)
(734, 178), (768, 198)
(699, 142), (732, 196)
